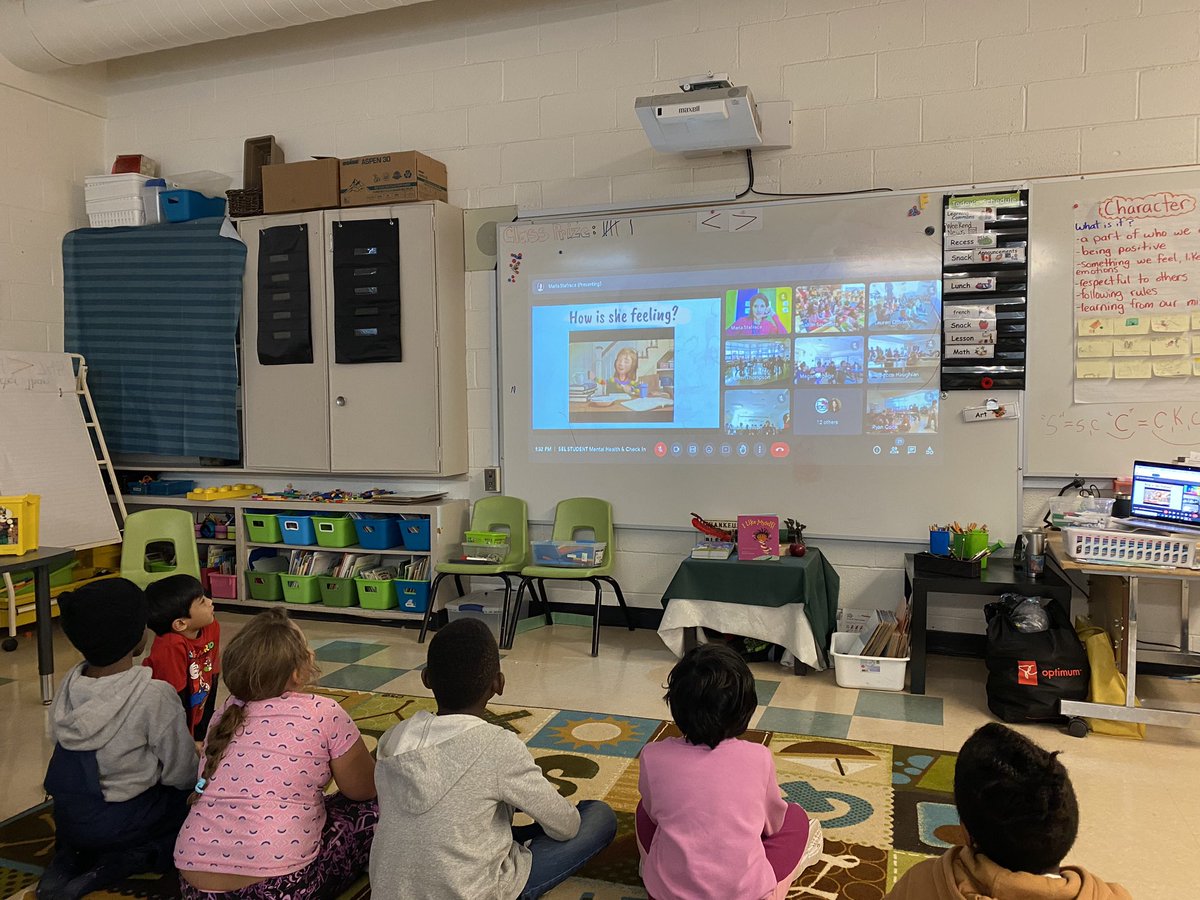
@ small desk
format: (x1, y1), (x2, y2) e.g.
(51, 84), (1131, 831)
(903, 553), (1072, 695)
(0, 547), (75, 704)
(658, 550), (840, 672)
(1049, 535), (1200, 730)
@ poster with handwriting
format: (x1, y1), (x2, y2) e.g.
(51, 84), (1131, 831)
(1074, 190), (1200, 401)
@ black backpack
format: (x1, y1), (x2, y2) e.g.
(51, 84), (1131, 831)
(984, 597), (1090, 723)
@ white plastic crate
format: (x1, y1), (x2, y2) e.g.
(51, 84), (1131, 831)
(1063, 526), (1196, 568)
(88, 208), (145, 228)
(85, 196), (146, 214)
(830, 632), (909, 692)
(84, 173), (151, 202)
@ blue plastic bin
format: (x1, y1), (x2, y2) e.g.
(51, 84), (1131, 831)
(394, 579), (431, 613)
(278, 513), (316, 546)
(353, 517), (403, 550)
(399, 518), (431, 551)
(161, 189), (226, 222)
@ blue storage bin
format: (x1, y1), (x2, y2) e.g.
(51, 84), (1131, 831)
(399, 518), (431, 551)
(147, 479), (195, 495)
(278, 513), (316, 546)
(394, 579), (431, 613)
(161, 189), (226, 222)
(353, 517), (403, 550)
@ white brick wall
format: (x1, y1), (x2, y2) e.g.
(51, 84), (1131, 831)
(41, 0), (1198, 617)
(0, 58), (106, 352)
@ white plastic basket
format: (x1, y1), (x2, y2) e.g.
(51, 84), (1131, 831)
(1063, 526), (1195, 568)
(84, 173), (151, 202)
(87, 208), (145, 228)
(831, 632), (909, 692)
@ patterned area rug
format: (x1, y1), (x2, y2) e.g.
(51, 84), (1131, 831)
(0, 689), (962, 900)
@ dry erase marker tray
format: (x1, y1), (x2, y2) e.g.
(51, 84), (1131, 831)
(1062, 526), (1196, 569)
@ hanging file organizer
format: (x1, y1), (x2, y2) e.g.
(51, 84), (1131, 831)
(257, 224), (314, 366)
(331, 218), (402, 363)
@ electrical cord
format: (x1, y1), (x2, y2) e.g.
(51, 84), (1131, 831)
(1043, 477), (1087, 528)
(735, 149), (894, 200)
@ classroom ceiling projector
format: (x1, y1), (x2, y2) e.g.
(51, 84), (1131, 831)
(635, 75), (792, 155)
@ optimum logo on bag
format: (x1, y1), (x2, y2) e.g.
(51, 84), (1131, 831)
(1017, 661), (1038, 686)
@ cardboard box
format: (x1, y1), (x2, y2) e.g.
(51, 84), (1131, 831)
(340, 151), (447, 207)
(262, 157), (340, 213)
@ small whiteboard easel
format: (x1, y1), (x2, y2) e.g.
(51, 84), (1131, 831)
(0, 351), (120, 549)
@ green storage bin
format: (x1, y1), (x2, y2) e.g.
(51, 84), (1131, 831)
(246, 571), (283, 601)
(313, 515), (357, 548)
(355, 577), (397, 610)
(147, 561), (174, 573)
(245, 513), (282, 543)
(281, 574), (321, 604)
(318, 576), (357, 608)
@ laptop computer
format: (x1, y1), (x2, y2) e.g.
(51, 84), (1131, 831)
(1119, 460), (1200, 533)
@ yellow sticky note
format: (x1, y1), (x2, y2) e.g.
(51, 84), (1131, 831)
(1078, 317), (1110, 336)
(1151, 314), (1189, 333)
(1112, 316), (1149, 335)
(1076, 339), (1113, 358)
(1114, 337), (1150, 357)
(1192, 312), (1200, 329)
(1193, 357), (1200, 376)
(1075, 360), (1113, 379)
(1154, 358), (1190, 377)
(1115, 359), (1152, 378)
(1193, 334), (1200, 354)
(1151, 335), (1187, 355)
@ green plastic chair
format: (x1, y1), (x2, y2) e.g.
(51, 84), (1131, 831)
(513, 497), (634, 656)
(119, 508), (202, 590)
(419, 496), (530, 645)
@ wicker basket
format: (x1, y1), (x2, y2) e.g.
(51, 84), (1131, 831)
(226, 188), (263, 218)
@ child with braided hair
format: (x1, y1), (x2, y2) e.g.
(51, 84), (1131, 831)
(174, 608), (377, 899)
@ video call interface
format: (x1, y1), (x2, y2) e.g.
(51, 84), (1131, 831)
(528, 270), (942, 464)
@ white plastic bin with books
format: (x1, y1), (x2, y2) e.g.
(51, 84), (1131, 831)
(831, 602), (912, 692)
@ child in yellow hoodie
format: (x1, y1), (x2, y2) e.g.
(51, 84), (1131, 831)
(888, 724), (1130, 900)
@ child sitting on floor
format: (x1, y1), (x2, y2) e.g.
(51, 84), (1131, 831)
(887, 723), (1131, 899)
(41, 578), (198, 900)
(174, 608), (378, 900)
(370, 617), (617, 900)
(144, 574), (221, 743)
(637, 643), (823, 900)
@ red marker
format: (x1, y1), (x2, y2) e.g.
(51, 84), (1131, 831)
(981, 376), (994, 389)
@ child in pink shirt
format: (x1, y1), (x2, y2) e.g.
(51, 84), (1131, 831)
(174, 609), (378, 900)
(637, 644), (823, 900)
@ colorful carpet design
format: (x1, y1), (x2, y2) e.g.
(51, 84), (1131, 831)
(0, 690), (961, 900)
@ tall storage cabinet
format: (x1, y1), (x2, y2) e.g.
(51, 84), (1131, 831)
(240, 202), (467, 475)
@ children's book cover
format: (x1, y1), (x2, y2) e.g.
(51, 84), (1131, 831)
(737, 515), (780, 560)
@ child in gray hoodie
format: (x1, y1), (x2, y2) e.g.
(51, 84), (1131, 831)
(370, 618), (616, 899)
(39, 578), (198, 900)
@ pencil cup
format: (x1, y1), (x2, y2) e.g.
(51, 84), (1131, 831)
(963, 530), (989, 568)
(929, 529), (951, 556)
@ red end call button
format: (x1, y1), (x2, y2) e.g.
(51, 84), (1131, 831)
(770, 442), (790, 458)
(654, 442), (668, 457)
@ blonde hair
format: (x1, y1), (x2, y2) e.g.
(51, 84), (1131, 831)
(191, 608), (318, 805)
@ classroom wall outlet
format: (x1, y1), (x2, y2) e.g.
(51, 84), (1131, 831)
(483, 467), (500, 492)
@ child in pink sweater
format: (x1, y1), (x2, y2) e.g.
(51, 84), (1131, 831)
(637, 643), (823, 900)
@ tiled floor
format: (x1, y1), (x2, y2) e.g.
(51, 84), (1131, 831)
(3, 612), (1199, 897)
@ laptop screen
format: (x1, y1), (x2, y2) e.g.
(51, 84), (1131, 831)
(1131, 460), (1200, 527)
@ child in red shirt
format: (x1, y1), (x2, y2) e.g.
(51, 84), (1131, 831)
(144, 575), (220, 742)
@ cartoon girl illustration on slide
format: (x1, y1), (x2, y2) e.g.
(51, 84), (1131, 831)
(727, 291), (787, 336)
(610, 347), (640, 394)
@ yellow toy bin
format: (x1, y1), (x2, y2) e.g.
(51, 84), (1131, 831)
(0, 495), (40, 556)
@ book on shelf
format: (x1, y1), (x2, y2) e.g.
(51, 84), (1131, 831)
(691, 541), (734, 559)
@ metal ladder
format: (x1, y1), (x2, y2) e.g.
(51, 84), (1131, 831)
(70, 352), (127, 527)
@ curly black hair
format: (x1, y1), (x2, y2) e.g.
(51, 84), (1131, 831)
(954, 723), (1079, 874)
(425, 617), (501, 711)
(665, 643), (757, 749)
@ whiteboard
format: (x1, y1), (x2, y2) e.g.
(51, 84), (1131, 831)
(0, 352), (121, 549)
(498, 191), (1021, 542)
(1025, 168), (1200, 477)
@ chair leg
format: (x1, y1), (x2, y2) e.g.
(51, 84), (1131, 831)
(539, 579), (553, 626)
(497, 574), (514, 650)
(453, 574), (465, 597)
(602, 577), (636, 632)
(589, 578), (603, 657)
(505, 578), (531, 651)
(419, 572), (450, 644)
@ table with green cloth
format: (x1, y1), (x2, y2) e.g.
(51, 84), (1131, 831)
(658, 549), (840, 671)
